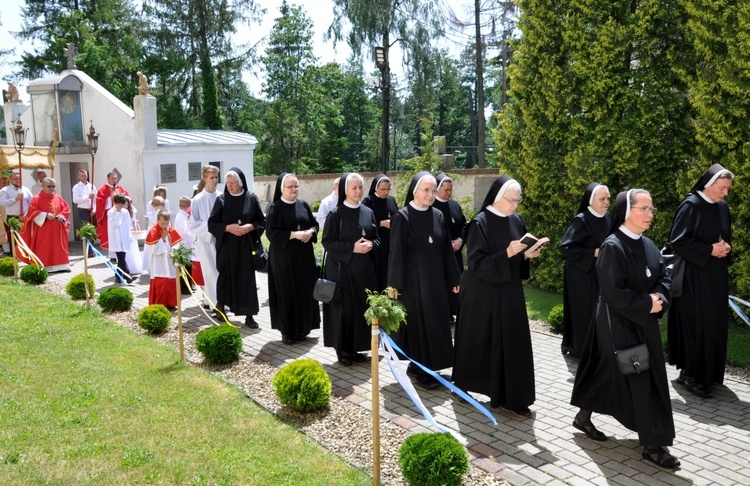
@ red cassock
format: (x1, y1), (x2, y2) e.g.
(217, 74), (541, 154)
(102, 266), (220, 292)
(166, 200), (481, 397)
(95, 184), (129, 249)
(145, 224), (182, 308)
(18, 192), (71, 270)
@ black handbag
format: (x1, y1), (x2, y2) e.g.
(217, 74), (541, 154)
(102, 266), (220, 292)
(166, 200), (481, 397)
(313, 252), (338, 304)
(661, 245), (685, 298)
(249, 236), (268, 271)
(606, 304), (651, 375)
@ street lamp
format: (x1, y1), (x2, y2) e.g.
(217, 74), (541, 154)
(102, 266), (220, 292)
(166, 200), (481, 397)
(86, 121), (99, 224)
(11, 119), (28, 217)
(374, 46), (389, 175)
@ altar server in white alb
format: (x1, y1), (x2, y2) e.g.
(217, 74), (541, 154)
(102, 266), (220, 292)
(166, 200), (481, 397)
(190, 165), (221, 309)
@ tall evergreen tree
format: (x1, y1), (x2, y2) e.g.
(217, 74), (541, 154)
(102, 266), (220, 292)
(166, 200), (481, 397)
(497, 0), (694, 291)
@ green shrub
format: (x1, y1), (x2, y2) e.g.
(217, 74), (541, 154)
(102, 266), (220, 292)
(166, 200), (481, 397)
(273, 359), (331, 412)
(195, 325), (242, 364)
(548, 304), (565, 333)
(20, 264), (48, 285)
(311, 200), (321, 212)
(0, 257), (14, 277)
(65, 273), (96, 300)
(398, 432), (469, 486)
(97, 286), (133, 312)
(138, 305), (172, 334)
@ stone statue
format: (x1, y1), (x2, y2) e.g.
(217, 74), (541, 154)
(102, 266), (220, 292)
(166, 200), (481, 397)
(137, 71), (150, 96)
(64, 43), (78, 69)
(4, 82), (19, 102)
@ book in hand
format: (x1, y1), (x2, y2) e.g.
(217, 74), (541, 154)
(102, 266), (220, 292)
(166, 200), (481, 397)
(519, 233), (549, 256)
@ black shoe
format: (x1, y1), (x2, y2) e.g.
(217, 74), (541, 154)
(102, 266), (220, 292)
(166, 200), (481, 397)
(642, 446), (681, 469)
(415, 373), (440, 390)
(245, 317), (259, 329)
(451, 390), (469, 404)
(573, 414), (607, 441)
(337, 352), (352, 366)
(282, 335), (294, 345)
(504, 405), (533, 418)
(406, 363), (419, 377)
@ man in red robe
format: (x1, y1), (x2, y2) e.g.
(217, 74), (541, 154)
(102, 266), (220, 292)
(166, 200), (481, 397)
(95, 172), (129, 252)
(18, 177), (71, 272)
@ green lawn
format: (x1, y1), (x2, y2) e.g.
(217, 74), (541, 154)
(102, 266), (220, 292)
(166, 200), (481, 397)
(0, 279), (369, 485)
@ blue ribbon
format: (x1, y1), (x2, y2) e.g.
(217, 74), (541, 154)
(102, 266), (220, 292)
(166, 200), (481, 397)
(84, 238), (131, 284)
(729, 295), (750, 326)
(380, 330), (498, 426)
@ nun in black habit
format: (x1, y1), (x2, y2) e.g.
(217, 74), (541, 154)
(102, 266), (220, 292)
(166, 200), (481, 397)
(388, 172), (461, 389)
(362, 174), (399, 291)
(667, 164), (733, 398)
(322, 173), (380, 365)
(208, 167), (266, 328)
(571, 189), (679, 469)
(559, 183), (612, 357)
(432, 173), (468, 319)
(266, 173), (320, 345)
(452, 176), (539, 416)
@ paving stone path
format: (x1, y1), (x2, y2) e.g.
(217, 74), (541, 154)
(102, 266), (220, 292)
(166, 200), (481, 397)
(45, 245), (750, 485)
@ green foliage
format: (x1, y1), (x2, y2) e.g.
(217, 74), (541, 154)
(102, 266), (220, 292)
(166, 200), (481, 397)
(0, 257), (14, 277)
(397, 116), (443, 205)
(548, 304), (564, 333)
(170, 243), (194, 267)
(97, 286), (133, 312)
(311, 200), (321, 212)
(76, 222), (98, 242)
(137, 304), (172, 334)
(398, 432), (469, 486)
(7, 217), (21, 232)
(496, 0), (695, 292)
(195, 324), (242, 364)
(364, 287), (407, 334)
(272, 358), (332, 412)
(20, 265), (48, 285)
(65, 273), (96, 300)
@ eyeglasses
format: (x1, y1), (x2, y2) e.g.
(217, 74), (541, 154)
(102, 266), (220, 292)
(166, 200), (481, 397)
(46, 185), (56, 189)
(632, 206), (657, 215)
(504, 196), (522, 204)
(418, 188), (437, 194)
(284, 185), (300, 189)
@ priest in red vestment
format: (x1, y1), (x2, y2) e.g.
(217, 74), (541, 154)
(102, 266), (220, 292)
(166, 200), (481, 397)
(96, 172), (129, 251)
(18, 178), (71, 272)
(145, 210), (183, 309)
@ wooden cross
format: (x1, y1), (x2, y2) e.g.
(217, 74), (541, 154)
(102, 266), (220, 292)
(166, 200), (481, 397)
(64, 43), (78, 69)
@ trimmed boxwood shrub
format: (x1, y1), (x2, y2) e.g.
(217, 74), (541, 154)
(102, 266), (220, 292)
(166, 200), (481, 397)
(138, 304), (172, 334)
(195, 325), (242, 364)
(97, 286), (133, 312)
(20, 264), (48, 285)
(0, 257), (14, 276)
(548, 304), (565, 333)
(65, 273), (96, 300)
(398, 432), (469, 486)
(273, 359), (331, 412)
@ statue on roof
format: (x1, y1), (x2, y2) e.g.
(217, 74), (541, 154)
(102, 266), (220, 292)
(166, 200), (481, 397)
(137, 71), (150, 96)
(64, 43), (78, 69)
(4, 81), (20, 102)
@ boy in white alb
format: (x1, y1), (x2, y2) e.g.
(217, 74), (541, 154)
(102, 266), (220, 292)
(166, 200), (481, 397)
(107, 194), (134, 284)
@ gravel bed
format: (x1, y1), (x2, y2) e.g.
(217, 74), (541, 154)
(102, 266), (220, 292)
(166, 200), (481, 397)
(43, 281), (504, 485)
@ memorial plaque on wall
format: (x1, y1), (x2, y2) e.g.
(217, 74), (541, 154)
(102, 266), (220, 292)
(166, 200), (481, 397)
(188, 162), (201, 180)
(160, 163), (177, 184)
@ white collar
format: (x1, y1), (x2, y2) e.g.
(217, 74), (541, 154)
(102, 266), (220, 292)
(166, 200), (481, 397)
(486, 205), (507, 217)
(343, 201), (361, 209)
(435, 196), (449, 203)
(696, 190), (715, 204)
(280, 197), (296, 204)
(587, 207), (606, 218)
(618, 224), (642, 240)
(409, 201), (429, 211)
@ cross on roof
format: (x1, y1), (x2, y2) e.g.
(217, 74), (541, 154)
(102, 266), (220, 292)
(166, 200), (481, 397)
(64, 43), (78, 69)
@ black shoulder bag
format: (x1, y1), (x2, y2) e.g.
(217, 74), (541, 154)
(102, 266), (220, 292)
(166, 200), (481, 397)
(607, 304), (650, 375)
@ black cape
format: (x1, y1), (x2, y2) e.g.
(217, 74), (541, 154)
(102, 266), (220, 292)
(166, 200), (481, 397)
(321, 204), (380, 353)
(388, 204), (461, 371)
(266, 198), (320, 337)
(432, 197), (467, 316)
(667, 194), (731, 385)
(559, 211), (612, 357)
(452, 210), (535, 409)
(208, 189), (265, 316)
(362, 193), (398, 291)
(571, 230), (675, 446)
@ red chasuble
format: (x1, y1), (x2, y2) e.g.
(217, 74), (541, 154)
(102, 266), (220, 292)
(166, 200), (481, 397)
(95, 184), (129, 249)
(18, 192), (71, 270)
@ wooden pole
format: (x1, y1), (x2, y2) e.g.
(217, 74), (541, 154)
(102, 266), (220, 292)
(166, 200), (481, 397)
(83, 239), (91, 309)
(371, 317), (380, 485)
(176, 263), (184, 362)
(10, 231), (18, 281)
